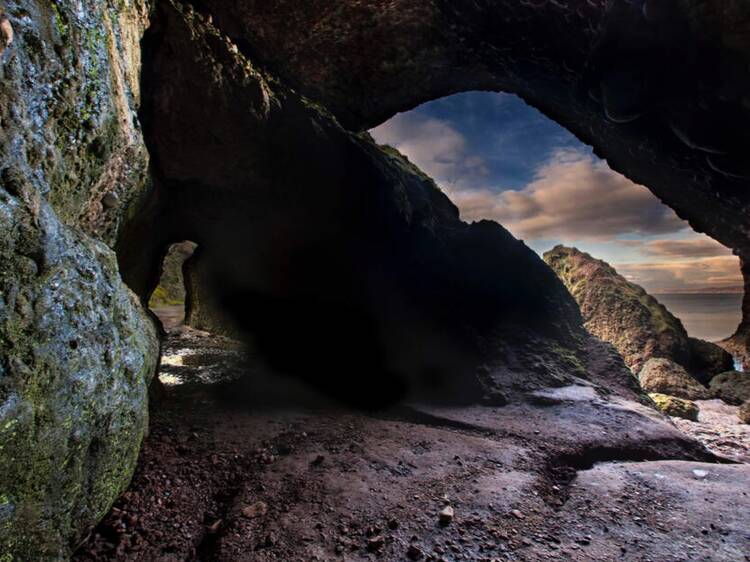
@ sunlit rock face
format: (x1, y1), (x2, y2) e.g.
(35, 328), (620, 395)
(124, 1), (638, 408)
(0, 1), (159, 558)
(544, 246), (733, 380)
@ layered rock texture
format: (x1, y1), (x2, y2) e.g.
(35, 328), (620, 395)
(0, 1), (159, 558)
(544, 246), (732, 378)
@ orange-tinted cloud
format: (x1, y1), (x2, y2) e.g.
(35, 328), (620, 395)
(616, 256), (742, 292)
(619, 238), (733, 259)
(449, 149), (686, 241)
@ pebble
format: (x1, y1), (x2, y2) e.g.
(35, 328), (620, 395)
(367, 535), (385, 552)
(241, 501), (268, 519)
(407, 544), (424, 560)
(102, 192), (120, 209)
(439, 506), (455, 526)
(511, 509), (525, 520)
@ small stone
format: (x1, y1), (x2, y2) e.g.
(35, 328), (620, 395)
(367, 535), (385, 552)
(387, 519), (399, 530)
(438, 506), (454, 526)
(311, 454), (325, 466)
(407, 544), (424, 560)
(511, 509), (525, 520)
(206, 519), (222, 535)
(102, 192), (120, 209)
(241, 501), (268, 519)
(692, 469), (709, 480)
(0, 13), (13, 54)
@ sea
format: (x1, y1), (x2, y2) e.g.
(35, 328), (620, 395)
(654, 293), (743, 343)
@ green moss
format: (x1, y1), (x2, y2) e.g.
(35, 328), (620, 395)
(648, 393), (699, 421)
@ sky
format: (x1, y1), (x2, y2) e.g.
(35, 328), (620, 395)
(370, 92), (742, 294)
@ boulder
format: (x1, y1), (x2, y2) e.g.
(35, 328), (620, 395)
(0, 1), (158, 558)
(648, 394), (700, 421)
(687, 337), (734, 384)
(638, 358), (710, 401)
(544, 247), (732, 380)
(0, 186), (159, 559)
(709, 371), (750, 406)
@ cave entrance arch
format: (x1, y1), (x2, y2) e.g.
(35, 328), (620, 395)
(369, 91), (744, 349)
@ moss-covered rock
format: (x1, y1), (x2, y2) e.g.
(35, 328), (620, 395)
(648, 393), (700, 421)
(544, 246), (732, 380)
(709, 371), (750, 406)
(638, 358), (710, 401)
(0, 181), (159, 559)
(0, 2), (159, 559)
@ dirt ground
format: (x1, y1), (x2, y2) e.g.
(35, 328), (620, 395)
(74, 309), (750, 562)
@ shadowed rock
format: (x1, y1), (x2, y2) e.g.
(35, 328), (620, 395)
(710, 371), (750, 406)
(124, 1), (626, 408)
(639, 359), (710, 401)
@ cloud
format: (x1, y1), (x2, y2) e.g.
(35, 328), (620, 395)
(370, 113), (489, 190)
(616, 256), (742, 292)
(619, 238), (732, 259)
(446, 149), (686, 241)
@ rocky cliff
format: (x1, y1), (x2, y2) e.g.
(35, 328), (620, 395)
(544, 246), (733, 378)
(0, 1), (159, 558)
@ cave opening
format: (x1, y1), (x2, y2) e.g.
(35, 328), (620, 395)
(148, 240), (198, 331)
(369, 91), (744, 352)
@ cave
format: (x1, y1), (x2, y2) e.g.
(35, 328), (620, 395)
(2, 1), (750, 560)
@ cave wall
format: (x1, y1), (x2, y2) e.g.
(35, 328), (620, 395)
(0, 2), (159, 558)
(197, 0), (750, 296)
(130, 1), (628, 407)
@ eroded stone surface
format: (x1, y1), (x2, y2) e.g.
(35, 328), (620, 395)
(0, 0), (152, 246)
(75, 322), (744, 562)
(0, 2), (159, 558)
(0, 186), (159, 559)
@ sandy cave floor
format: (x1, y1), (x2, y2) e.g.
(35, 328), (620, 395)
(73, 309), (750, 562)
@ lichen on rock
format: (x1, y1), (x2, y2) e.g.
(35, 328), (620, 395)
(0, 0), (152, 248)
(648, 393), (699, 421)
(0, 1), (159, 559)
